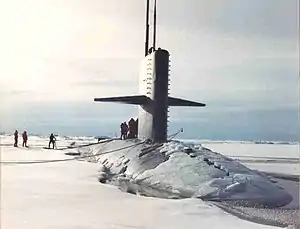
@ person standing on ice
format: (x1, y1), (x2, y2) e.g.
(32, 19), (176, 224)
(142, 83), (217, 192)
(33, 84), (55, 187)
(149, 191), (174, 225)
(13, 130), (18, 147)
(22, 131), (28, 147)
(48, 133), (56, 149)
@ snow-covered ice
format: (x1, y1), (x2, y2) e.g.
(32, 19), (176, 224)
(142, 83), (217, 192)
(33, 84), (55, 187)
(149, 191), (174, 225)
(1, 135), (299, 229)
(201, 142), (299, 210)
(201, 142), (299, 177)
(88, 140), (293, 207)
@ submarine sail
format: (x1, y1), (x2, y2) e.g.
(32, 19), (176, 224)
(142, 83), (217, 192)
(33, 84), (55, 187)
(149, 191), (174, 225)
(94, 0), (206, 142)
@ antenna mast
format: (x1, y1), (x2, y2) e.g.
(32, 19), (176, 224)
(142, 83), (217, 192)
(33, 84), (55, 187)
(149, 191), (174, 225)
(145, 0), (150, 56)
(152, 0), (157, 51)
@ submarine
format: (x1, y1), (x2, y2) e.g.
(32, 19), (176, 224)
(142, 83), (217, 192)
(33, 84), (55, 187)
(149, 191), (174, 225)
(89, 0), (294, 225)
(94, 0), (205, 143)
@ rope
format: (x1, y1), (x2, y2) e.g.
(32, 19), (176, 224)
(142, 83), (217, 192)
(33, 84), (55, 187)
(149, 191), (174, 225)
(0, 128), (184, 165)
(167, 128), (183, 140)
(1, 141), (146, 165)
(44, 138), (115, 150)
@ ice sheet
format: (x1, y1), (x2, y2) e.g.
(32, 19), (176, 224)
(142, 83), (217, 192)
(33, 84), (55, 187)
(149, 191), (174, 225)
(1, 137), (276, 229)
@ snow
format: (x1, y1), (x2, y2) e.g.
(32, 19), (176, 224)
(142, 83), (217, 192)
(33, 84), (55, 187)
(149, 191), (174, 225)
(200, 142), (299, 160)
(201, 142), (299, 211)
(201, 142), (299, 178)
(88, 140), (293, 208)
(1, 135), (299, 229)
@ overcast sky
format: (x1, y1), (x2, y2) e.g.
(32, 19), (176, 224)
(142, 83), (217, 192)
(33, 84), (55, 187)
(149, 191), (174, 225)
(0, 0), (298, 139)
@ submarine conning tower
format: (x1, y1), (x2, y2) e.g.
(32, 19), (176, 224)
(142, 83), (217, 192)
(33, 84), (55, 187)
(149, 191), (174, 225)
(138, 49), (170, 141)
(137, 48), (206, 142)
(93, 0), (206, 142)
(94, 49), (205, 142)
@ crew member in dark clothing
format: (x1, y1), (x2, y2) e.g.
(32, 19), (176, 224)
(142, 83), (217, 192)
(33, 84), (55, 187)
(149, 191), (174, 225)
(120, 122), (125, 139)
(22, 131), (28, 147)
(48, 133), (56, 149)
(123, 122), (128, 139)
(120, 122), (129, 140)
(135, 118), (139, 138)
(128, 118), (135, 138)
(131, 119), (138, 138)
(14, 130), (18, 147)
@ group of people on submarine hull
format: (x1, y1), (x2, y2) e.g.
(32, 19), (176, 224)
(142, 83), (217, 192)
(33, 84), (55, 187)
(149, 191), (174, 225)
(120, 118), (138, 140)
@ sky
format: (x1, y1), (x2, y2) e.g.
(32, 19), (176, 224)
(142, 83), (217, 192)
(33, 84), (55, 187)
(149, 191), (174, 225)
(0, 0), (299, 141)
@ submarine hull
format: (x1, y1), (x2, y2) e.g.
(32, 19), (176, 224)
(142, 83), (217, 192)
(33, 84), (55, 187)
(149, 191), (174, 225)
(81, 139), (292, 208)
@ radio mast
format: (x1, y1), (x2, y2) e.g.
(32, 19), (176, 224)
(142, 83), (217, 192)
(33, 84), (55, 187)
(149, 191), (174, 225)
(144, 0), (150, 56)
(152, 0), (157, 51)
